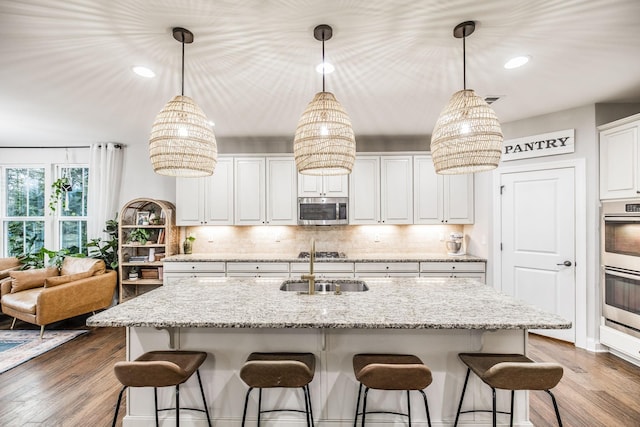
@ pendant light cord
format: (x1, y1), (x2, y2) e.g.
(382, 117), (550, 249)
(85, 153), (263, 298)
(181, 39), (185, 96)
(462, 32), (466, 90)
(321, 29), (326, 92)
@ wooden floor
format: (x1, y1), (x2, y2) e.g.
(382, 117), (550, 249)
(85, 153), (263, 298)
(1, 316), (640, 426)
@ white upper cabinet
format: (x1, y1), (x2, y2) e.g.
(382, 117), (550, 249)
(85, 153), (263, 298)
(176, 158), (234, 225)
(414, 155), (474, 224)
(234, 156), (297, 225)
(599, 115), (640, 200)
(350, 155), (413, 224)
(297, 174), (349, 198)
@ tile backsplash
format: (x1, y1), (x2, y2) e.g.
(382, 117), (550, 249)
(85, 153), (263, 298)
(181, 224), (464, 256)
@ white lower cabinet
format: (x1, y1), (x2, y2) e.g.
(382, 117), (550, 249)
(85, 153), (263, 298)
(226, 262), (289, 277)
(354, 262), (419, 278)
(290, 262), (355, 278)
(162, 262), (226, 285)
(419, 262), (486, 283)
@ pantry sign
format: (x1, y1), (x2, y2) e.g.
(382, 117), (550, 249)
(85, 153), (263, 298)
(502, 129), (575, 161)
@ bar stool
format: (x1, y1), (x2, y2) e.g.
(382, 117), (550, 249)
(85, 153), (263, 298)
(352, 353), (433, 427)
(240, 352), (316, 426)
(454, 353), (564, 427)
(111, 350), (212, 427)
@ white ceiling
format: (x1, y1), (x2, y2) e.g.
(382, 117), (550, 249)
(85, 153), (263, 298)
(1, 0), (640, 148)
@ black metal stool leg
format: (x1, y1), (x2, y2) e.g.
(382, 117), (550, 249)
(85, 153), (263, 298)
(407, 390), (412, 427)
(302, 386), (311, 427)
(242, 387), (253, 427)
(353, 383), (363, 427)
(176, 383), (180, 427)
(304, 385), (314, 427)
(257, 388), (262, 426)
(545, 389), (563, 427)
(510, 390), (515, 427)
(361, 387), (370, 427)
(195, 369), (212, 427)
(454, 367), (471, 427)
(154, 387), (159, 427)
(418, 389), (432, 427)
(492, 387), (497, 427)
(112, 385), (127, 427)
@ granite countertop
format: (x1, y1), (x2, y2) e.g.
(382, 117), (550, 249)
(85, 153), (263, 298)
(163, 253), (487, 263)
(87, 277), (570, 330)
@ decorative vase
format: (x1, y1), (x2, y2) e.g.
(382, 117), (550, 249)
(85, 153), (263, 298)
(183, 239), (193, 254)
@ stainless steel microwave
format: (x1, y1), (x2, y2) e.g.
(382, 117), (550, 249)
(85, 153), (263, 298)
(297, 197), (348, 225)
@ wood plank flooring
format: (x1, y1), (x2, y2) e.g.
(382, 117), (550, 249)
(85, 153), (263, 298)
(1, 315), (639, 426)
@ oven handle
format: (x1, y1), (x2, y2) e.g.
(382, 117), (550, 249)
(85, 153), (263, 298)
(603, 215), (640, 223)
(604, 266), (640, 280)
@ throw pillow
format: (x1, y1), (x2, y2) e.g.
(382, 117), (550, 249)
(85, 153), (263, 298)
(10, 266), (59, 293)
(44, 270), (93, 288)
(60, 257), (106, 276)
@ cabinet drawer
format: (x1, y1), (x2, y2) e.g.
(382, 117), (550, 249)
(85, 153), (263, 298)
(291, 262), (354, 273)
(163, 262), (225, 273)
(420, 272), (485, 282)
(226, 262), (289, 273)
(420, 262), (485, 272)
(600, 325), (640, 362)
(227, 272), (289, 278)
(355, 262), (419, 273)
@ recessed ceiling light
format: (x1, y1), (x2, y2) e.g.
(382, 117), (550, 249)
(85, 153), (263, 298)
(504, 56), (530, 69)
(315, 61), (335, 74)
(132, 66), (156, 78)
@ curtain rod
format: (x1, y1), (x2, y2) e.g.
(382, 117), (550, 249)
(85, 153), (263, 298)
(1, 144), (123, 149)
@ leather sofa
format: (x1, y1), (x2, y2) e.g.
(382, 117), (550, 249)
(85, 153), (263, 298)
(0, 257), (117, 337)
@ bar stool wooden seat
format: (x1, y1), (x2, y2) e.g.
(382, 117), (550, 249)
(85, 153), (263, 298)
(111, 350), (211, 427)
(454, 353), (564, 427)
(240, 352), (316, 426)
(352, 353), (433, 426)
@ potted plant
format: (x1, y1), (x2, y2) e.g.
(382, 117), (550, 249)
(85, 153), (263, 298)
(87, 215), (119, 269)
(127, 228), (150, 245)
(183, 234), (195, 254)
(49, 177), (73, 213)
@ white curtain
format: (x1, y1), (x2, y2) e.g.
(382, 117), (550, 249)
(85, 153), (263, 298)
(87, 143), (124, 240)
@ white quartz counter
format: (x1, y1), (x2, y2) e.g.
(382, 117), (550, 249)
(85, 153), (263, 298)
(87, 277), (570, 330)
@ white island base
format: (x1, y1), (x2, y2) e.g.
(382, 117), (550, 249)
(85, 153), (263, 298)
(123, 326), (532, 426)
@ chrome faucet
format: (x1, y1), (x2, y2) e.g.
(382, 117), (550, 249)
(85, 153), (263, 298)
(301, 238), (316, 295)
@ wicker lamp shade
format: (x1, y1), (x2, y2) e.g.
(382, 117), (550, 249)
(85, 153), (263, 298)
(430, 90), (503, 175)
(149, 95), (218, 177)
(294, 91), (356, 175)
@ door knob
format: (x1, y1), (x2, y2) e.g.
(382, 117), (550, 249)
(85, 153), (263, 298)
(557, 261), (572, 267)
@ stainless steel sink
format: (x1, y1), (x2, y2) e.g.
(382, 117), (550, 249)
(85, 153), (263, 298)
(280, 279), (369, 293)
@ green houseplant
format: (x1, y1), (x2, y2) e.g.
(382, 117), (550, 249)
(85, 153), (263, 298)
(87, 215), (119, 270)
(49, 177), (72, 213)
(128, 228), (150, 245)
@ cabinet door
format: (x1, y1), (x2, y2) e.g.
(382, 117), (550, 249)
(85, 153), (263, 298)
(413, 155), (443, 224)
(323, 175), (349, 197)
(267, 157), (297, 225)
(234, 157), (265, 225)
(349, 156), (380, 224)
(600, 123), (639, 200)
(381, 156), (413, 224)
(444, 173), (474, 224)
(204, 158), (234, 224)
(298, 174), (348, 197)
(176, 177), (205, 225)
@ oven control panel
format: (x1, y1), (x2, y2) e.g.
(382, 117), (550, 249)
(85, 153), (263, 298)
(625, 203), (640, 212)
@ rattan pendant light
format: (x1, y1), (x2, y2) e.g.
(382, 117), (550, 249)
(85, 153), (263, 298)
(293, 25), (356, 176)
(149, 27), (217, 177)
(431, 21), (503, 175)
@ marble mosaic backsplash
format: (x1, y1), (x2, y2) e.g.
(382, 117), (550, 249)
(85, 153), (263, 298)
(181, 224), (464, 257)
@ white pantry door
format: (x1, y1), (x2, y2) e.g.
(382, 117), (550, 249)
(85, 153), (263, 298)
(500, 167), (576, 342)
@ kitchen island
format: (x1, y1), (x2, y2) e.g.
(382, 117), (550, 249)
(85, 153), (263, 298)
(88, 277), (570, 426)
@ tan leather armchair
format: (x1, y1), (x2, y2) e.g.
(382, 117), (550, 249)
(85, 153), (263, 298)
(0, 257), (117, 338)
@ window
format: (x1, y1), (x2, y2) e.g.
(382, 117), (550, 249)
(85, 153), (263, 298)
(3, 167), (45, 256)
(1, 164), (89, 257)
